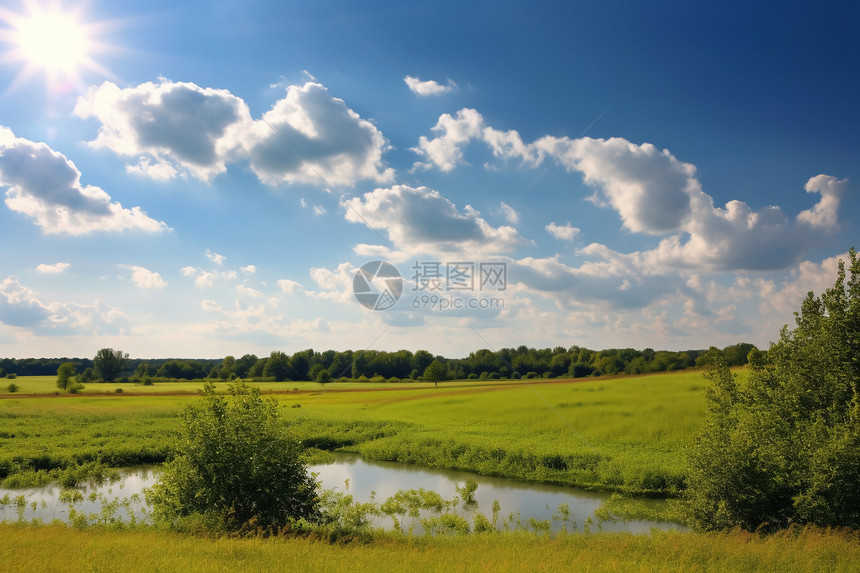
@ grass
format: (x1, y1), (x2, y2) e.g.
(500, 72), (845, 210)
(0, 372), (712, 493)
(1, 523), (857, 572)
(2, 369), (858, 572)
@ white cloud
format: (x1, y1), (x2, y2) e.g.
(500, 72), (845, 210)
(498, 201), (520, 224)
(243, 82), (394, 186)
(206, 250), (226, 265)
(313, 204), (327, 216)
(277, 278), (302, 294)
(403, 75), (456, 96)
(76, 79), (394, 188)
(182, 259), (245, 290)
(125, 157), (178, 181)
(796, 174), (846, 229)
(343, 185), (527, 257)
(545, 222), (580, 241)
(75, 80), (251, 181)
(0, 275), (125, 334)
(36, 262), (71, 274)
(536, 136), (698, 235)
(121, 265), (167, 291)
(236, 284), (263, 298)
(411, 108), (484, 172)
(194, 271), (216, 289)
(308, 262), (357, 303)
(412, 108), (848, 271)
(0, 127), (169, 235)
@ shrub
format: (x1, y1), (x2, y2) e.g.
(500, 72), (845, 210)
(686, 248), (860, 531)
(6, 383), (18, 393)
(147, 381), (319, 533)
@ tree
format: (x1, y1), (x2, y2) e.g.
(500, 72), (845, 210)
(263, 351), (293, 381)
(315, 368), (332, 386)
(234, 354), (258, 379)
(135, 362), (151, 380)
(686, 248), (860, 531)
(219, 355), (236, 380)
(146, 381), (319, 532)
(57, 362), (76, 390)
(290, 350), (312, 381)
(94, 348), (128, 382)
(423, 359), (448, 387)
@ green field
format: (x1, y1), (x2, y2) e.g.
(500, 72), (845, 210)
(4, 369), (859, 571)
(0, 371), (715, 493)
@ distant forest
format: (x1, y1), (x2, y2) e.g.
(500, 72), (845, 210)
(0, 342), (757, 382)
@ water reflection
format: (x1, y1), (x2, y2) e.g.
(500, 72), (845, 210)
(311, 455), (683, 533)
(0, 456), (685, 533)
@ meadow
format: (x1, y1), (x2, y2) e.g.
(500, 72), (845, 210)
(4, 369), (860, 572)
(0, 371), (714, 494)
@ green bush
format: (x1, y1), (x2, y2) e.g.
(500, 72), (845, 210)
(686, 248), (860, 531)
(6, 383), (18, 393)
(147, 381), (319, 533)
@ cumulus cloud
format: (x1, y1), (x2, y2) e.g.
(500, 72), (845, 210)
(404, 75), (456, 96)
(0, 275), (124, 334)
(241, 265), (257, 274)
(36, 262), (71, 274)
(246, 82), (394, 186)
(536, 136), (698, 235)
(0, 127), (169, 235)
(411, 108), (483, 171)
(545, 222), (580, 241)
(76, 79), (394, 188)
(411, 108), (848, 271)
(121, 265), (166, 291)
(342, 185), (527, 256)
(308, 262), (357, 303)
(76, 80), (251, 181)
(796, 174), (846, 229)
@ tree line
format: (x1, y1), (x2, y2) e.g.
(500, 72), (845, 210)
(7, 342), (756, 384)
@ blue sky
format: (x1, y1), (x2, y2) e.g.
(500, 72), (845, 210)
(0, 0), (857, 358)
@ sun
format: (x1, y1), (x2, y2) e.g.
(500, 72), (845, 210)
(0, 3), (113, 92)
(17, 10), (88, 73)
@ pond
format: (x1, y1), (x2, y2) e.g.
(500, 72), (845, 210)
(0, 455), (685, 533)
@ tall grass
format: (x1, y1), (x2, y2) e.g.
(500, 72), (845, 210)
(1, 523), (857, 572)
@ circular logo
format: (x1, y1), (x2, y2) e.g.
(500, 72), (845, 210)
(353, 261), (402, 311)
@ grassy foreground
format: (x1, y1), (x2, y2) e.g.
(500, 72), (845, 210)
(2, 524), (857, 573)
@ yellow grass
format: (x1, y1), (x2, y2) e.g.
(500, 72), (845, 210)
(1, 524), (857, 573)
